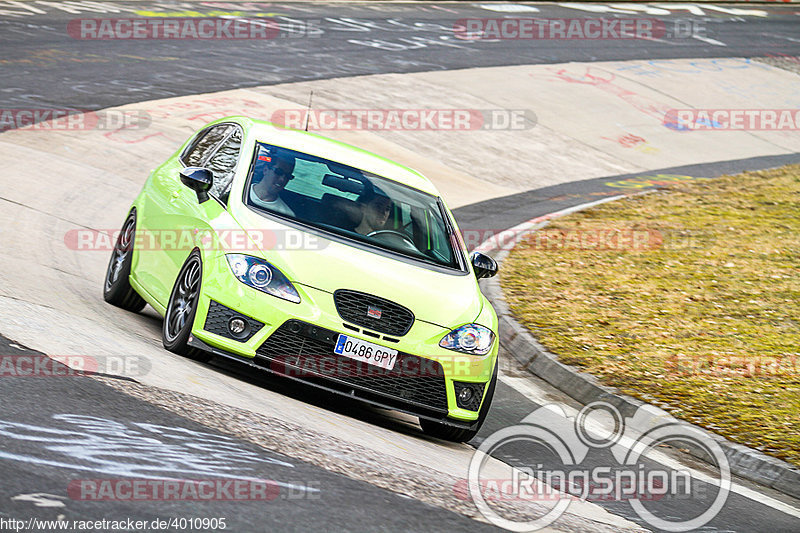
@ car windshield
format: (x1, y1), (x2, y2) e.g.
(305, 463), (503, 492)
(243, 142), (464, 270)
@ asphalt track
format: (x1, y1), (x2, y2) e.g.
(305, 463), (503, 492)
(0, 336), (500, 533)
(1, 2), (799, 532)
(0, 1), (798, 112)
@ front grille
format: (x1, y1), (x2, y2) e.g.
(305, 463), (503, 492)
(255, 320), (447, 413)
(204, 300), (263, 342)
(333, 289), (414, 336)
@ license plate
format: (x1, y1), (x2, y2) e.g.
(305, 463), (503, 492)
(334, 334), (398, 371)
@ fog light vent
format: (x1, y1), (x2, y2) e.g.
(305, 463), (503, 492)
(454, 381), (486, 411)
(203, 300), (263, 342)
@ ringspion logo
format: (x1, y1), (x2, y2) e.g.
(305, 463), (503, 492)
(466, 402), (730, 531)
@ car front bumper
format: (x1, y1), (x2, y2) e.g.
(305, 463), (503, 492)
(189, 260), (498, 423)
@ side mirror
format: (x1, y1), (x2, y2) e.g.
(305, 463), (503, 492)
(470, 251), (498, 279)
(180, 167), (213, 203)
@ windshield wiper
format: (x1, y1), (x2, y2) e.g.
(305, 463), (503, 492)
(436, 198), (467, 271)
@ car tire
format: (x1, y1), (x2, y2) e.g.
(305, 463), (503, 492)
(103, 210), (147, 312)
(420, 359), (498, 443)
(162, 250), (211, 363)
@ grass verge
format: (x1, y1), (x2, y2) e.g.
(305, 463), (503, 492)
(500, 165), (800, 466)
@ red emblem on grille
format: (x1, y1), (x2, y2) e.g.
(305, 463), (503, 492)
(367, 306), (382, 319)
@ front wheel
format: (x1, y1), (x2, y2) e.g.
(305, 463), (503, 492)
(103, 210), (146, 312)
(420, 360), (498, 443)
(162, 250), (211, 362)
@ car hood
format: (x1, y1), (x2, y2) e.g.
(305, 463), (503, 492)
(231, 208), (483, 328)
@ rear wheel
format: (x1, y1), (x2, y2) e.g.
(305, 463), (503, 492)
(162, 251), (211, 362)
(103, 210), (146, 312)
(420, 360), (498, 443)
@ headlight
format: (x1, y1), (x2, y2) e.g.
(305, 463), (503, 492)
(439, 324), (495, 355)
(225, 254), (300, 304)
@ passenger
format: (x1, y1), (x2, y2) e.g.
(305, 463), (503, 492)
(354, 189), (392, 235)
(250, 153), (295, 217)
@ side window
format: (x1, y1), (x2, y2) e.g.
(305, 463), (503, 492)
(182, 125), (232, 167)
(206, 128), (242, 204)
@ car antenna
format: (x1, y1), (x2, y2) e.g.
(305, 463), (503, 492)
(304, 90), (314, 131)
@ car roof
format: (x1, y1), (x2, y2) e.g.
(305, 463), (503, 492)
(216, 116), (440, 197)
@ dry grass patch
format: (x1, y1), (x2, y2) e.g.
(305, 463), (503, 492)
(501, 165), (800, 466)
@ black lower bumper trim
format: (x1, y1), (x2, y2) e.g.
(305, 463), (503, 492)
(187, 336), (475, 430)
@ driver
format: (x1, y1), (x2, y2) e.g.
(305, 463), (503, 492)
(250, 152), (296, 217)
(354, 189), (392, 235)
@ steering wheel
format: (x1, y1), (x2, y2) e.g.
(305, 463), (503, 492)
(366, 229), (416, 249)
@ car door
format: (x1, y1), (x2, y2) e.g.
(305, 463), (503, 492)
(135, 124), (240, 308)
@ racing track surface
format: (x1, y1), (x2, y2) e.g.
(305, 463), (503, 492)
(0, 336), (504, 533)
(1, 2), (800, 532)
(0, 1), (799, 111)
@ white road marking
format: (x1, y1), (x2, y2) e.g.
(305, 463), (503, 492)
(475, 4), (540, 13)
(690, 4), (768, 17)
(638, 34), (674, 45)
(558, 3), (635, 15)
(0, 415), (321, 495)
(499, 374), (552, 405)
(692, 34), (727, 47)
(609, 3), (671, 16)
(559, 2), (768, 17)
(771, 34), (800, 44)
(11, 493), (65, 508)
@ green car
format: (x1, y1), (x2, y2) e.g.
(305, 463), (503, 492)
(104, 116), (499, 442)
